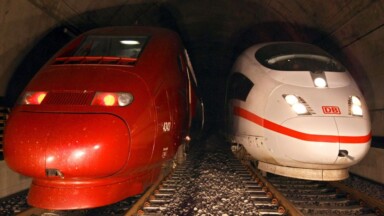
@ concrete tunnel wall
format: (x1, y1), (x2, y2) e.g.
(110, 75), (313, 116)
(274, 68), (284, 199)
(0, 0), (383, 197)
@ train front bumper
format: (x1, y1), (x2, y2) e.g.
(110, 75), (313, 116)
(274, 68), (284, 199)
(4, 111), (130, 179)
(277, 116), (371, 167)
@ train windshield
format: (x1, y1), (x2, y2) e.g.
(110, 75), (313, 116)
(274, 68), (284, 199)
(255, 43), (345, 72)
(72, 35), (148, 58)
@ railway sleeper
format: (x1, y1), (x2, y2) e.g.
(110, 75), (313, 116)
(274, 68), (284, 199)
(243, 180), (260, 184)
(257, 208), (286, 216)
(149, 199), (171, 204)
(161, 182), (179, 187)
(236, 171), (251, 175)
(271, 182), (326, 188)
(239, 176), (253, 181)
(246, 189), (266, 194)
(250, 194), (273, 201)
(154, 193), (174, 198)
(282, 191), (346, 199)
(158, 188), (176, 192)
(290, 198), (359, 206)
(143, 205), (167, 211)
(162, 179), (179, 184)
(232, 169), (249, 173)
(253, 201), (280, 207)
(245, 185), (263, 190)
(277, 187), (335, 193)
(268, 178), (319, 183)
(298, 205), (374, 215)
(243, 181), (258, 186)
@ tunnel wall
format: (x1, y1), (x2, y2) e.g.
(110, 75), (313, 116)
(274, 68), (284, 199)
(1, 1), (383, 134)
(0, 0), (383, 198)
(0, 1), (56, 99)
(0, 0), (56, 198)
(350, 148), (384, 184)
(0, 161), (31, 198)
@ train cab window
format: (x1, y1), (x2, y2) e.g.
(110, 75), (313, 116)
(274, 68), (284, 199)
(227, 73), (254, 101)
(72, 36), (148, 58)
(255, 43), (345, 72)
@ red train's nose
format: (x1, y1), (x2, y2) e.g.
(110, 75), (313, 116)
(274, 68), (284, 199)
(4, 112), (130, 179)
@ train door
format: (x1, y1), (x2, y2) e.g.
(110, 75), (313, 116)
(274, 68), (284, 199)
(174, 53), (189, 147)
(152, 89), (173, 163)
(177, 49), (204, 141)
(183, 49), (205, 138)
(151, 51), (190, 164)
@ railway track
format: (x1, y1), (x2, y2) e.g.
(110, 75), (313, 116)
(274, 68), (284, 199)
(265, 174), (384, 215)
(229, 161), (295, 216)
(1, 138), (383, 215)
(243, 159), (384, 216)
(129, 162), (190, 216)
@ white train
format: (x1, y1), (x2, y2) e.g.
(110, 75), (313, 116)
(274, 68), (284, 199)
(226, 42), (371, 181)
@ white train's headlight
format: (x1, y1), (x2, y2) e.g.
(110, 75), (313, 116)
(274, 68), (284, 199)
(292, 103), (308, 114)
(351, 96), (361, 106)
(284, 94), (299, 105)
(283, 94), (313, 115)
(311, 71), (328, 88)
(314, 77), (327, 88)
(349, 96), (363, 116)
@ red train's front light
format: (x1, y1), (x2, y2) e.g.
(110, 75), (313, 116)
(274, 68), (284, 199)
(20, 91), (47, 105)
(103, 94), (116, 106)
(92, 92), (133, 106)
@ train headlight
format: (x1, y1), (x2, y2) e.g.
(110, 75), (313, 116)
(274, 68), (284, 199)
(311, 71), (328, 88)
(117, 93), (134, 106)
(19, 91), (47, 105)
(292, 103), (308, 114)
(349, 96), (363, 116)
(283, 94), (313, 115)
(103, 94), (116, 106)
(314, 77), (327, 88)
(351, 105), (363, 116)
(351, 96), (361, 106)
(92, 92), (134, 106)
(284, 94), (299, 105)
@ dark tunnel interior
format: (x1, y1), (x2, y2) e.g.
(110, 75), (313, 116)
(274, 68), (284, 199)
(1, 1), (374, 134)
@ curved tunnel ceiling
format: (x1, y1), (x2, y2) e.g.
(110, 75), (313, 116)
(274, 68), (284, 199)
(1, 0), (383, 132)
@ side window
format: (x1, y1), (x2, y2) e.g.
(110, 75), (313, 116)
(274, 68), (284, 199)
(227, 72), (254, 101)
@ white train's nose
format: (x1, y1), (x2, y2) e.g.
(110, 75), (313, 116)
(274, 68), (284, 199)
(279, 116), (370, 165)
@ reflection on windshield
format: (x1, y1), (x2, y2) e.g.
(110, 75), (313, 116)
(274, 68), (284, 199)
(255, 43), (345, 72)
(73, 35), (148, 58)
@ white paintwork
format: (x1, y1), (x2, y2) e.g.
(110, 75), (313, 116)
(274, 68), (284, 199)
(228, 42), (371, 181)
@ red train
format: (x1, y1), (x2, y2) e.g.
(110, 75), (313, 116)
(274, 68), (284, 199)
(4, 26), (203, 209)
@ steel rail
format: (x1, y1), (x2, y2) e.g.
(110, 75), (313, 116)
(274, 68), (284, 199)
(245, 162), (304, 216)
(124, 169), (172, 216)
(329, 181), (384, 215)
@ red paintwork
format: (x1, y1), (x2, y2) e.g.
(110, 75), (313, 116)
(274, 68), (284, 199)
(4, 26), (200, 209)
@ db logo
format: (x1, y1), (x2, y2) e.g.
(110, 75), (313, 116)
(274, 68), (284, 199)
(322, 106), (341, 114)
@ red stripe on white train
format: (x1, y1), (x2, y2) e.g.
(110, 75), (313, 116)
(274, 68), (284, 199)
(233, 106), (371, 144)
